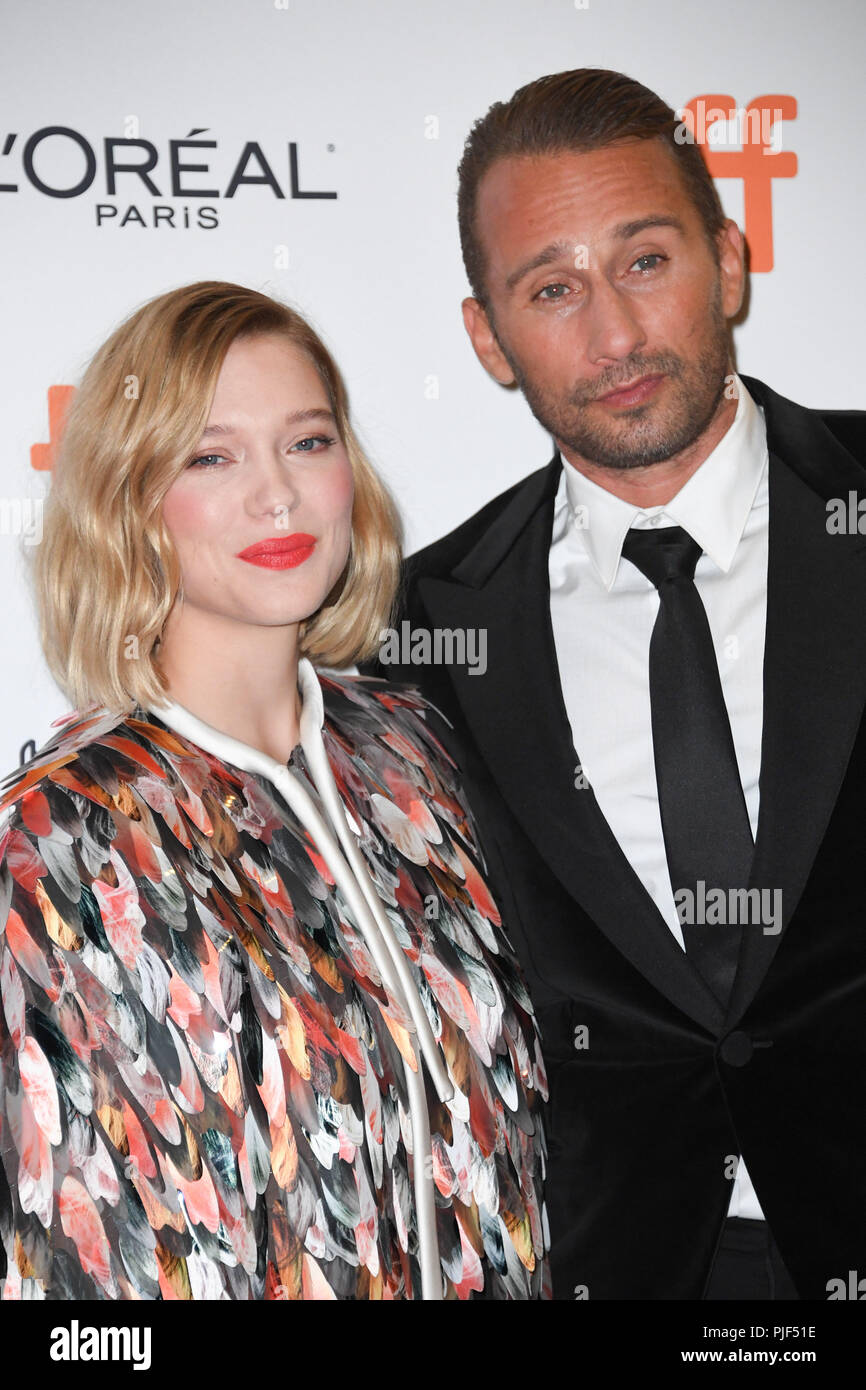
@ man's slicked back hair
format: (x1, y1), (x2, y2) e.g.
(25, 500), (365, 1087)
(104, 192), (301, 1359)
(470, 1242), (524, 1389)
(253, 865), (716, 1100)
(457, 68), (727, 307)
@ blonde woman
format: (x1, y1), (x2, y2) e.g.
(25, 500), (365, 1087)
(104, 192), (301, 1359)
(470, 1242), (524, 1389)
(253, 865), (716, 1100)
(0, 282), (548, 1300)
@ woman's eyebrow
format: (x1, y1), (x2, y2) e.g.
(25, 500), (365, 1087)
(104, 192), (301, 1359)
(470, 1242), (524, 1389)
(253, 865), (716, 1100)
(200, 408), (336, 439)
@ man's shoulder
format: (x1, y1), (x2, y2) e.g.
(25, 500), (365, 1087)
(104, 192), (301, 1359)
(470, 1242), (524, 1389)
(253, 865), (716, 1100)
(742, 372), (866, 467)
(815, 408), (866, 464)
(403, 459), (556, 584)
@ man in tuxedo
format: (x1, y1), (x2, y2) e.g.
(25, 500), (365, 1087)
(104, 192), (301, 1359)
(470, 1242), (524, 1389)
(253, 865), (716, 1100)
(364, 67), (866, 1299)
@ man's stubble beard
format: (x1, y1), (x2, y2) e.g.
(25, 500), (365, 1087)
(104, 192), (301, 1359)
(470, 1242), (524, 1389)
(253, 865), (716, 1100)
(490, 282), (732, 471)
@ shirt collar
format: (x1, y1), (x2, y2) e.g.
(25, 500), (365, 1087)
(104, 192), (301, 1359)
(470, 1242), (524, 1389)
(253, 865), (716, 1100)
(558, 374), (768, 591)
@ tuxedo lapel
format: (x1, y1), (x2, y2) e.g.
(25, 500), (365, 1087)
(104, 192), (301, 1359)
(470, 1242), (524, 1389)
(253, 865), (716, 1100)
(725, 377), (866, 1021)
(417, 459), (727, 1033)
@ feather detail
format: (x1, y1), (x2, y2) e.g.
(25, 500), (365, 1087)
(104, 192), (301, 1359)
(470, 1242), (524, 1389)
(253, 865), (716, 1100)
(0, 673), (548, 1299)
(18, 1036), (62, 1146)
(58, 1176), (116, 1295)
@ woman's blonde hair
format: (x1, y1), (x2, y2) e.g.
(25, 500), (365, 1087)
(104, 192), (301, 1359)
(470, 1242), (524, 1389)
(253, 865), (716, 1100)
(33, 281), (402, 714)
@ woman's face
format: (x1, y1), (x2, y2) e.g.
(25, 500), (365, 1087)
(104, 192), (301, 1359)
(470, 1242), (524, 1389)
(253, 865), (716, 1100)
(161, 332), (354, 635)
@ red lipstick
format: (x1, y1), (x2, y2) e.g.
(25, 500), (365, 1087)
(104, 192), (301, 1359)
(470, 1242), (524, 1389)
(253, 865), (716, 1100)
(236, 533), (316, 569)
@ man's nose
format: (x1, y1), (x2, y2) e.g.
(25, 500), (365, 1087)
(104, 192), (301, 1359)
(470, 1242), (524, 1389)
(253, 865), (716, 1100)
(583, 278), (647, 364)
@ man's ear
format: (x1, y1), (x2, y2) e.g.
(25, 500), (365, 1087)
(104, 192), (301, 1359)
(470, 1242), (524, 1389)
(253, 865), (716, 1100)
(716, 218), (746, 319)
(461, 297), (516, 386)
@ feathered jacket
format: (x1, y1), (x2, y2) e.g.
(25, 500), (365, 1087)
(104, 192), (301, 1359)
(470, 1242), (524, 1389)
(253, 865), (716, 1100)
(0, 660), (549, 1300)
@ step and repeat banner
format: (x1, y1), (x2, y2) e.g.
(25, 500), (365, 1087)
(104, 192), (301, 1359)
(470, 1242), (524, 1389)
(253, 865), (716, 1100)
(1, 0), (863, 769)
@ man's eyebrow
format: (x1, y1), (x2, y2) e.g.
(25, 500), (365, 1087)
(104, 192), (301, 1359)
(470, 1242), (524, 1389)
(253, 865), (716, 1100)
(503, 216), (686, 293)
(505, 240), (576, 293)
(200, 407), (336, 438)
(610, 214), (686, 241)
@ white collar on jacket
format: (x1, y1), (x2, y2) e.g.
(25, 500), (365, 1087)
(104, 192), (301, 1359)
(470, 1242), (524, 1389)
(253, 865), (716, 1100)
(147, 655), (322, 780)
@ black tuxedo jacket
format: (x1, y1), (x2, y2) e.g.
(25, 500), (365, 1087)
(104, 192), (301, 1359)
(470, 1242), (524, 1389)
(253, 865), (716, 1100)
(362, 375), (866, 1299)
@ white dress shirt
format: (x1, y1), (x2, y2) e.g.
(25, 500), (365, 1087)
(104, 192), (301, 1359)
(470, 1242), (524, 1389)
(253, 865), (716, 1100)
(548, 374), (769, 1220)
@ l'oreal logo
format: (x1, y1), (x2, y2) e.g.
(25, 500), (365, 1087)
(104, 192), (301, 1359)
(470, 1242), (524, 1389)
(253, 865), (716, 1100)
(0, 124), (336, 229)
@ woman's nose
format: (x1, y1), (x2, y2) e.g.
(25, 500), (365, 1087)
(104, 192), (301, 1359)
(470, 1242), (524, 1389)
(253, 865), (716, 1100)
(246, 450), (301, 518)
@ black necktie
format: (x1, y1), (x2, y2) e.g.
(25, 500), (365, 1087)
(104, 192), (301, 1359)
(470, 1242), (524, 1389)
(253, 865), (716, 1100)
(620, 525), (754, 1003)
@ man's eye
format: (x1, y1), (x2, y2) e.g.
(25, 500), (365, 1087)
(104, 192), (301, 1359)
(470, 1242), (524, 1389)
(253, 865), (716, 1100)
(188, 453), (228, 469)
(292, 434), (336, 453)
(535, 283), (569, 302)
(631, 253), (667, 273)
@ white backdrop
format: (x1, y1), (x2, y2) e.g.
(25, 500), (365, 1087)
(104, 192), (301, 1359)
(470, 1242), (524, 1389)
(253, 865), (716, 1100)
(2, 0), (864, 772)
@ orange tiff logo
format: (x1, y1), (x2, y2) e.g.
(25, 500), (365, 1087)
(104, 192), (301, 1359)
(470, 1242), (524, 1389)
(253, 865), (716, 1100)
(31, 384), (74, 471)
(677, 95), (798, 272)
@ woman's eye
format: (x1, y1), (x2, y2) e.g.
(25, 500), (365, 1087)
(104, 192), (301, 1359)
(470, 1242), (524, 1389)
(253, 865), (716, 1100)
(631, 253), (667, 274)
(188, 453), (228, 469)
(291, 434), (337, 453)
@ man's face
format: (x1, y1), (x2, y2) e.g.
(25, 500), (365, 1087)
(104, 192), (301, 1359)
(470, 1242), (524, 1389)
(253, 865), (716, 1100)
(462, 138), (745, 471)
